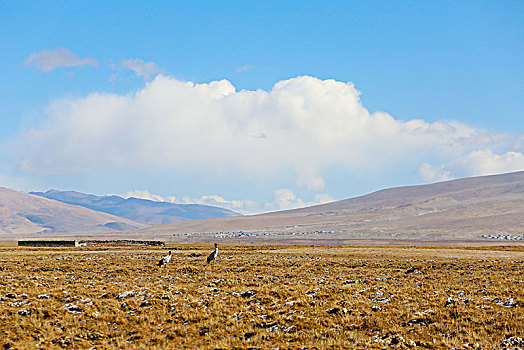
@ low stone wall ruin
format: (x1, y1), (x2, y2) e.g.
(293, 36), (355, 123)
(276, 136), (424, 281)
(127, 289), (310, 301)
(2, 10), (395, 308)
(18, 240), (79, 247)
(18, 239), (164, 247)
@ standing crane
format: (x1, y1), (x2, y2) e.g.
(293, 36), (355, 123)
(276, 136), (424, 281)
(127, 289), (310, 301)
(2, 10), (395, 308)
(158, 251), (172, 268)
(206, 243), (218, 265)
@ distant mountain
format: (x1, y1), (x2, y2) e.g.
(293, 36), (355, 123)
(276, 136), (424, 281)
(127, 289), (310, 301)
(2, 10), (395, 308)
(0, 187), (146, 237)
(128, 171), (524, 243)
(30, 189), (241, 226)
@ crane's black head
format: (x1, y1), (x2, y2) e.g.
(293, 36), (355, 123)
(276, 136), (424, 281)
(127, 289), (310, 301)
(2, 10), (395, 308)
(214, 243), (218, 248)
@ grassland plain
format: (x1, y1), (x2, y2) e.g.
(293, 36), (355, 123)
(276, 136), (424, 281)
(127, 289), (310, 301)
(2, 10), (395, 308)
(0, 244), (523, 349)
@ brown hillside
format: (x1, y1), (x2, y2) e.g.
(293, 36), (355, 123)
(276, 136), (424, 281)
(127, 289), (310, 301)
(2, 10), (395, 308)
(127, 171), (524, 243)
(0, 187), (146, 238)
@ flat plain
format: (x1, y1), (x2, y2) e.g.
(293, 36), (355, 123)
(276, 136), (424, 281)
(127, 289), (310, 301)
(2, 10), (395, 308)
(0, 244), (523, 349)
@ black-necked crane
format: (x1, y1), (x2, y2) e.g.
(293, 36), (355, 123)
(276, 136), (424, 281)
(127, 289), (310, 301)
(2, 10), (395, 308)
(158, 251), (172, 268)
(206, 243), (218, 265)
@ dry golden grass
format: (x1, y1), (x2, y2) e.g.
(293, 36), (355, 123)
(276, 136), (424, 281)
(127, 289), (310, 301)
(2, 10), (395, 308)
(0, 244), (522, 349)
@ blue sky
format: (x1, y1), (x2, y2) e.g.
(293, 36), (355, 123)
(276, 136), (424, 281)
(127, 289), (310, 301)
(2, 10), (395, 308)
(1, 1), (523, 213)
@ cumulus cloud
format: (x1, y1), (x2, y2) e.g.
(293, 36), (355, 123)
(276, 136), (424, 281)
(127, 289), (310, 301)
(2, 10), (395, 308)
(14, 75), (518, 195)
(24, 48), (98, 72)
(122, 188), (333, 214)
(122, 189), (173, 203)
(122, 58), (166, 80)
(419, 149), (524, 182)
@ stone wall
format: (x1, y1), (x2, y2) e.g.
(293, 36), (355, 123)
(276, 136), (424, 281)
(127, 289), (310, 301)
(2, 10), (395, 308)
(18, 239), (164, 247)
(18, 240), (79, 247)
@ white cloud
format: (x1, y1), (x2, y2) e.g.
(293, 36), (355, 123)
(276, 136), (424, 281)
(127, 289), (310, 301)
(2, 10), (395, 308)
(418, 163), (453, 182)
(296, 173), (326, 191)
(25, 48), (98, 72)
(453, 150), (524, 175)
(179, 194), (260, 213)
(313, 193), (334, 204)
(419, 149), (524, 181)
(512, 134), (524, 151)
(122, 188), (333, 214)
(122, 58), (166, 80)
(122, 189), (173, 203)
(13, 75), (518, 192)
(271, 189), (305, 211)
(236, 64), (252, 73)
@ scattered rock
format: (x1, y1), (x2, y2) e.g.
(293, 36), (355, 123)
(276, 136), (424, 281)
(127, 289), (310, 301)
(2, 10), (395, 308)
(116, 290), (135, 299)
(11, 300), (28, 307)
(267, 325), (279, 332)
(254, 321), (277, 329)
(390, 335), (405, 345)
(239, 290), (256, 298)
(283, 325), (297, 333)
(62, 304), (83, 313)
(501, 336), (524, 347)
(494, 297), (519, 308)
(371, 305), (381, 312)
(406, 319), (427, 326)
(369, 297), (391, 303)
(445, 297), (456, 307)
(17, 309), (31, 316)
(244, 332), (255, 340)
(326, 307), (340, 314)
(37, 294), (50, 299)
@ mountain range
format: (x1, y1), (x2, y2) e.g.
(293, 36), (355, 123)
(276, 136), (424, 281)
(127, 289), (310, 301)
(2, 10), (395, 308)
(0, 189), (240, 237)
(2, 171), (524, 243)
(30, 190), (240, 225)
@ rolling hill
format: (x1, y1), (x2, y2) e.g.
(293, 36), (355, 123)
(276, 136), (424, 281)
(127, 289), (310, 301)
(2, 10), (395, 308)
(126, 171), (524, 243)
(0, 187), (146, 237)
(30, 189), (241, 225)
